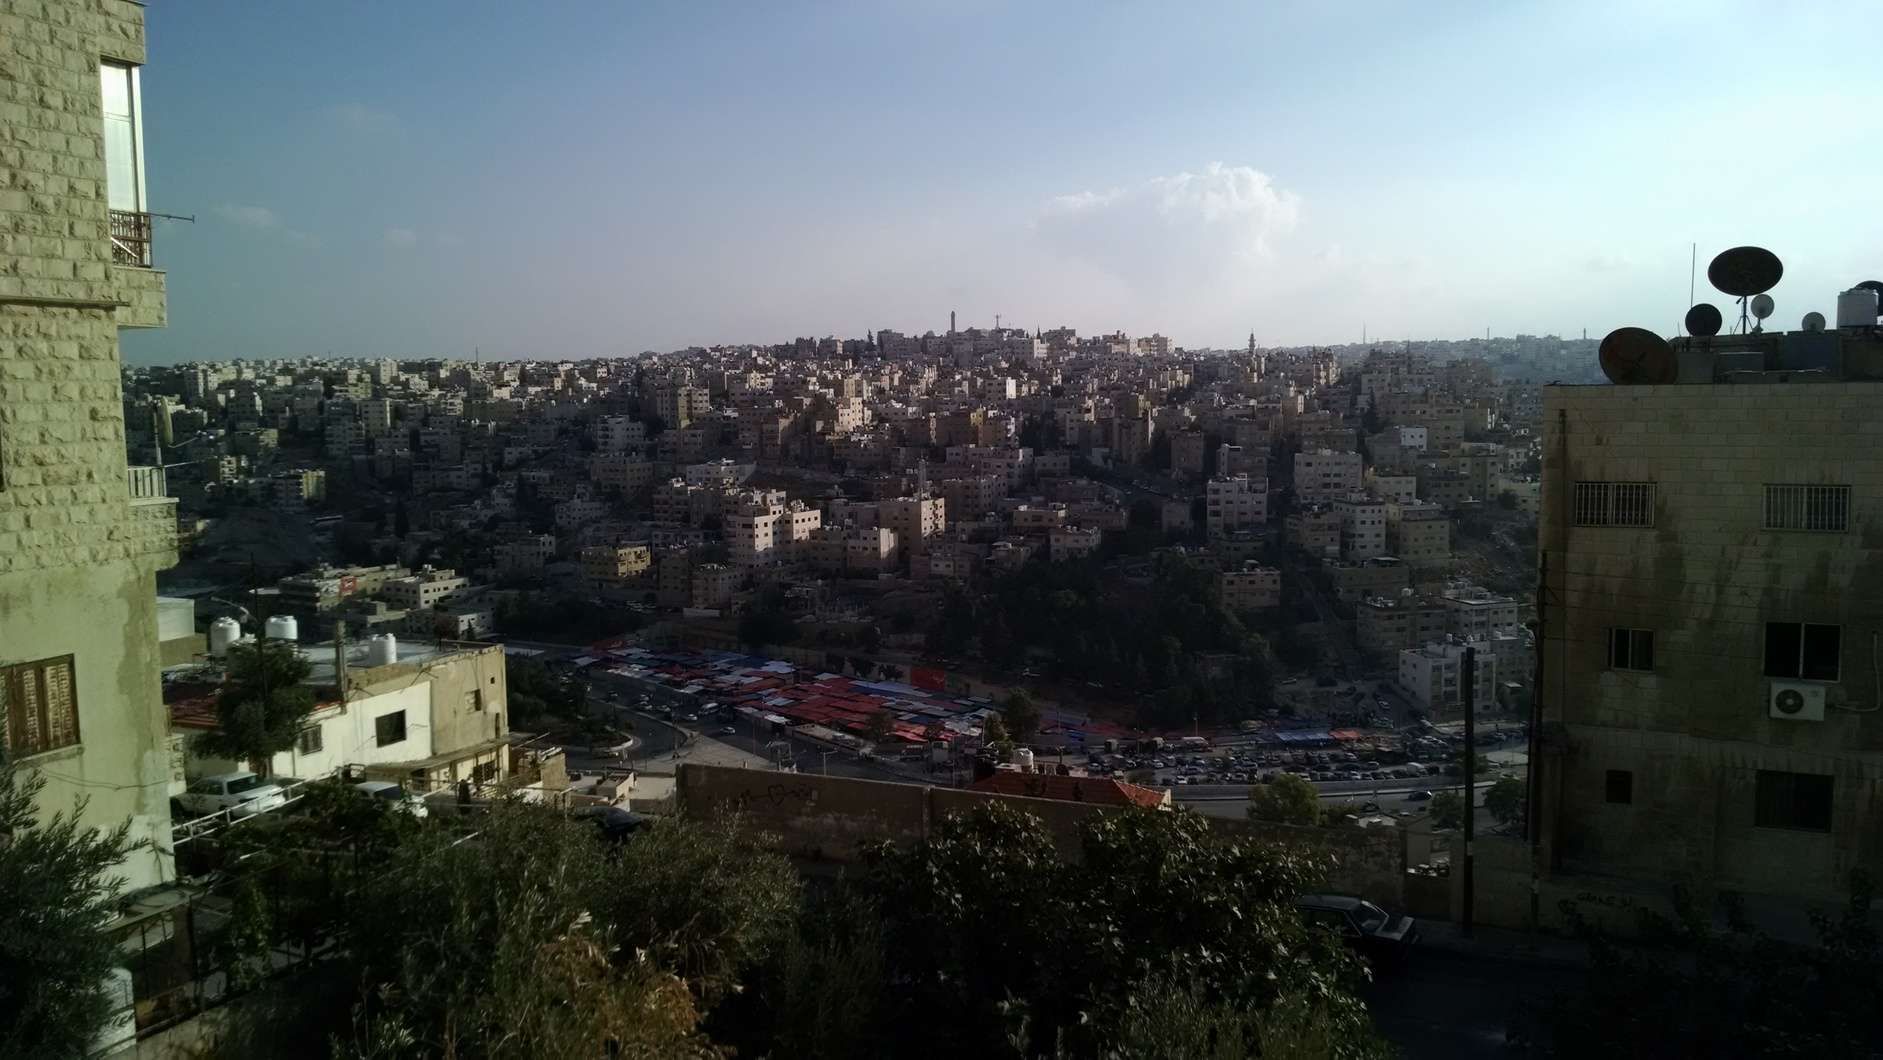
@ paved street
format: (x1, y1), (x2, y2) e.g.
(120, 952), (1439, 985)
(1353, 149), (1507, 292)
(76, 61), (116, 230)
(1363, 946), (1575, 1058)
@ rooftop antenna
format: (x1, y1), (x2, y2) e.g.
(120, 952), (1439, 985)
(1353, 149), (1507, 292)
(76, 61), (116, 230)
(995, 313), (1002, 330)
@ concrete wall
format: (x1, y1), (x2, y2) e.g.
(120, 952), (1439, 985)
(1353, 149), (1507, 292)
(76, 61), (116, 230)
(676, 765), (1410, 909)
(1540, 383), (1883, 907)
(1, 0), (177, 892)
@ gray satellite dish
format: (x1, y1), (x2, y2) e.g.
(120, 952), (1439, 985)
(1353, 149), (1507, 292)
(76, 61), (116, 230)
(1803, 312), (1826, 332)
(1750, 294), (1775, 320)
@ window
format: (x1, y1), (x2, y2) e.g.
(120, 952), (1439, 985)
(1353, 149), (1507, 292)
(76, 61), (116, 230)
(1, 656), (80, 759)
(297, 725), (324, 755)
(1573, 482), (1655, 527)
(465, 689), (484, 713)
(1764, 622), (1841, 681)
(1608, 628), (1655, 672)
(1763, 485), (1849, 532)
(1754, 770), (1832, 832)
(1605, 769), (1633, 805)
(374, 711), (407, 748)
(100, 62), (151, 266)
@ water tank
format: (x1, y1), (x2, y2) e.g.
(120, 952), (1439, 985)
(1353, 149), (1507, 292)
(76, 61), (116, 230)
(208, 617), (241, 658)
(264, 615), (298, 642)
(1837, 287), (1879, 328)
(365, 633), (398, 667)
(1014, 747), (1036, 773)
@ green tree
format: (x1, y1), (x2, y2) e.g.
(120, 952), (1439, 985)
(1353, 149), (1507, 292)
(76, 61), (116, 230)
(194, 637), (315, 772)
(840, 803), (1387, 1058)
(981, 714), (1014, 760)
(865, 710), (895, 747)
(1248, 773), (1321, 826)
(0, 762), (141, 1059)
(1429, 789), (1465, 829)
(1485, 775), (1525, 828)
(1512, 873), (1882, 1058)
(1001, 689), (1042, 745)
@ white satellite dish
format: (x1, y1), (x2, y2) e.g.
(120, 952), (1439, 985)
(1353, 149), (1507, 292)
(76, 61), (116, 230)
(1802, 311), (1826, 332)
(1750, 294), (1775, 320)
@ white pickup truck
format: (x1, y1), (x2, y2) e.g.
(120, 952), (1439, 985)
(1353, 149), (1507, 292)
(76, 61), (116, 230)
(174, 771), (289, 819)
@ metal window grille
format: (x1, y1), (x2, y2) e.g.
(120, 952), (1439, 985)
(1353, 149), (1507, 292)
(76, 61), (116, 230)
(1763, 484), (1850, 532)
(1574, 482), (1654, 527)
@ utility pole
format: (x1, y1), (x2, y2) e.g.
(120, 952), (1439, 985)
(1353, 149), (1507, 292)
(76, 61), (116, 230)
(1461, 645), (1477, 939)
(1528, 551), (1546, 931)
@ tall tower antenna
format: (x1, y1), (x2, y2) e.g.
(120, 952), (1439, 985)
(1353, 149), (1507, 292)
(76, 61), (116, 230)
(949, 310), (956, 334)
(995, 313), (1001, 330)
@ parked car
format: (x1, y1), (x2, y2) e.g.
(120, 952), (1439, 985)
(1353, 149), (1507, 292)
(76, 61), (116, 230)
(353, 780), (429, 819)
(1406, 790), (1434, 802)
(175, 771), (288, 819)
(718, 725), (738, 736)
(1296, 894), (1419, 962)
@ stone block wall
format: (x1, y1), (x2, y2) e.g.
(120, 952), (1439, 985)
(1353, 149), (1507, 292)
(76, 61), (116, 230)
(1539, 382), (1883, 905)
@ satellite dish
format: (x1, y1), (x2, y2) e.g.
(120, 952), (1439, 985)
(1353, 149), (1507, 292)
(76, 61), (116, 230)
(1707, 246), (1783, 297)
(1684, 303), (1722, 337)
(1599, 327), (1677, 385)
(1858, 280), (1883, 306)
(1803, 311), (1826, 332)
(1750, 294), (1775, 320)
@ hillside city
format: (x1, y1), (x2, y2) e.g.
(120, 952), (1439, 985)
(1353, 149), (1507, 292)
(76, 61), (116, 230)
(7, 3), (1883, 1059)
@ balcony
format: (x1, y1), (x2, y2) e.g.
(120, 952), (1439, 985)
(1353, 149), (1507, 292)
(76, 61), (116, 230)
(127, 465), (169, 503)
(110, 209), (153, 267)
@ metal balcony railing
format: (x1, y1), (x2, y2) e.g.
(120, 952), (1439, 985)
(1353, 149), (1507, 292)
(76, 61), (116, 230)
(127, 465), (168, 502)
(110, 209), (153, 267)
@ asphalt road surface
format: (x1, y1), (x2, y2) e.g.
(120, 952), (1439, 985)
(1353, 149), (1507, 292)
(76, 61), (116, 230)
(1364, 947), (1575, 1058)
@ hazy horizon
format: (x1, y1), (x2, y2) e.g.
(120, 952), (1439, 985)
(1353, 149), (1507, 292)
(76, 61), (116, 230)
(122, 1), (1883, 366)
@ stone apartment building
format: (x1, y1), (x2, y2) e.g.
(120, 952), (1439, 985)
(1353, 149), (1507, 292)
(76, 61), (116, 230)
(1537, 329), (1883, 919)
(1294, 448), (1363, 503)
(1335, 496), (1387, 560)
(0, 0), (179, 890)
(1388, 501), (1452, 568)
(1205, 474), (1267, 537)
(1398, 641), (1498, 714)
(1220, 563), (1281, 612)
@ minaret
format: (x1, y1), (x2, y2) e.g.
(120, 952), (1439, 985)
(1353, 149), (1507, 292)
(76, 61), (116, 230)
(949, 310), (956, 334)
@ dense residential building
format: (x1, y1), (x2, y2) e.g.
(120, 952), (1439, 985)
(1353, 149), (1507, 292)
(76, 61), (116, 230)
(1205, 474), (1268, 537)
(1294, 448), (1363, 502)
(1398, 641), (1498, 714)
(1, 0), (179, 890)
(1537, 327), (1883, 916)
(1220, 563), (1281, 612)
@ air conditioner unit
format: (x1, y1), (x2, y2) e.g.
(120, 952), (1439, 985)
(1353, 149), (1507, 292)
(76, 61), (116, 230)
(1768, 681), (1826, 722)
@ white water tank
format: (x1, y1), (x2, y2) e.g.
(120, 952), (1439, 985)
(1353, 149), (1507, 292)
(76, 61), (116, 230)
(1014, 747), (1036, 772)
(1837, 287), (1878, 328)
(208, 617), (241, 657)
(264, 614), (298, 642)
(365, 633), (398, 667)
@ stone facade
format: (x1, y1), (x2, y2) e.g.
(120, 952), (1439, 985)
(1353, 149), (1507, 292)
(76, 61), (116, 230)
(1538, 382), (1883, 912)
(1, 0), (177, 891)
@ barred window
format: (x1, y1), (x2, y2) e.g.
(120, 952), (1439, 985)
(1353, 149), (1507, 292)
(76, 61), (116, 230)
(1763, 485), (1850, 532)
(2, 655), (80, 759)
(1573, 482), (1655, 527)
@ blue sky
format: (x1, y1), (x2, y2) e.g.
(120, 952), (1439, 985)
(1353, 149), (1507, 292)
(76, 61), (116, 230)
(123, 1), (1883, 364)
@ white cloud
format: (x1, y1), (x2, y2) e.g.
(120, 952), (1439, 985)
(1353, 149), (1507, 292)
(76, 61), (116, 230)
(1035, 163), (1302, 292)
(213, 204), (279, 230)
(383, 227), (419, 250)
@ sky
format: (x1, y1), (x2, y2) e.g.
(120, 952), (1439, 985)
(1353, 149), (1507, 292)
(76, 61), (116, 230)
(122, 1), (1883, 365)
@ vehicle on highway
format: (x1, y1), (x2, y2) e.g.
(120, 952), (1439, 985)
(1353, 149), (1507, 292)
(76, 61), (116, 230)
(354, 780), (429, 818)
(1406, 790), (1434, 802)
(1296, 894), (1419, 962)
(175, 771), (289, 819)
(718, 725), (737, 736)
(681, 713), (699, 723)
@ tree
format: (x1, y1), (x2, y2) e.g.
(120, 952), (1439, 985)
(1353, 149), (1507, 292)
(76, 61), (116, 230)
(194, 637), (316, 772)
(1511, 873), (1883, 1058)
(1428, 789), (1465, 829)
(1485, 775), (1525, 829)
(834, 803), (1389, 1058)
(0, 762), (140, 1059)
(980, 714), (1014, 760)
(1001, 689), (1042, 745)
(1248, 773), (1321, 826)
(864, 710), (895, 747)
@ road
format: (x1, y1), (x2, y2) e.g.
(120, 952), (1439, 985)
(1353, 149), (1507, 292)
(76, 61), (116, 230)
(1180, 775), (1511, 820)
(1364, 947), (1575, 1059)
